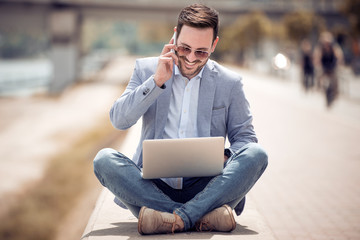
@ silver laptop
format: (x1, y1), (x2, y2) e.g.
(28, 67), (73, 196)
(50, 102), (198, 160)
(142, 137), (224, 179)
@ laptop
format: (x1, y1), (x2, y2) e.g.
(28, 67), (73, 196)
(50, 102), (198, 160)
(142, 137), (224, 179)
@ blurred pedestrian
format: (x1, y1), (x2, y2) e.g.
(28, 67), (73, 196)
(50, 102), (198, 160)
(300, 39), (314, 91)
(314, 32), (344, 107)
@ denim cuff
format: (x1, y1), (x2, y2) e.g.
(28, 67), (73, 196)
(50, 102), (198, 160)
(174, 209), (191, 230)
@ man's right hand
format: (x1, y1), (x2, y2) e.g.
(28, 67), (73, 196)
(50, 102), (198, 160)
(154, 38), (178, 87)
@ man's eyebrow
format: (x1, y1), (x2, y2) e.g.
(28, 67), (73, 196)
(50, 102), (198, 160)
(180, 43), (210, 51)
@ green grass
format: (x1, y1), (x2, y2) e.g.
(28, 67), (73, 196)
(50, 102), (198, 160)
(0, 117), (127, 240)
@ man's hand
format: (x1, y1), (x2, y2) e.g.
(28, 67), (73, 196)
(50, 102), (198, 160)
(154, 38), (178, 87)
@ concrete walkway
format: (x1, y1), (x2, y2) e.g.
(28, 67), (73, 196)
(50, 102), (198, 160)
(81, 120), (276, 240)
(238, 68), (360, 240)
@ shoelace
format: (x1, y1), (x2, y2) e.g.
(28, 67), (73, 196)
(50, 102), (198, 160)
(159, 217), (174, 233)
(161, 215), (180, 234)
(196, 220), (214, 232)
(171, 222), (182, 234)
(171, 213), (184, 233)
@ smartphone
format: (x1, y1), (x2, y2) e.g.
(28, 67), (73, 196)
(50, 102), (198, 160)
(171, 30), (177, 53)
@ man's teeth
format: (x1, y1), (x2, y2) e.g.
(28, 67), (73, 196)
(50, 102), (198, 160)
(185, 60), (196, 66)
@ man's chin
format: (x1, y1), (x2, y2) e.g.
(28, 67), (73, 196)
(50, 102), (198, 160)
(179, 64), (202, 79)
(181, 69), (198, 79)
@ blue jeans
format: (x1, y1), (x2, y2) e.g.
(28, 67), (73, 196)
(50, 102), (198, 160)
(93, 142), (268, 230)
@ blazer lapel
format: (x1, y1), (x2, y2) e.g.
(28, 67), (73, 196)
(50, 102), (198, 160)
(197, 61), (217, 137)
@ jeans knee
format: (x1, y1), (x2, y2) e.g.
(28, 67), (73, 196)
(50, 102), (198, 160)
(245, 143), (268, 171)
(255, 144), (268, 172)
(93, 148), (115, 175)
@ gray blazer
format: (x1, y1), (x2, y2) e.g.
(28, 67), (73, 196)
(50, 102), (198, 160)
(110, 57), (257, 167)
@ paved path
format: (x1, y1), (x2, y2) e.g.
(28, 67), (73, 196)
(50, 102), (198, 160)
(236, 68), (360, 240)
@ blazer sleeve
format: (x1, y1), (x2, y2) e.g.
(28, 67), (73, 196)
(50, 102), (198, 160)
(110, 58), (165, 130)
(227, 78), (258, 153)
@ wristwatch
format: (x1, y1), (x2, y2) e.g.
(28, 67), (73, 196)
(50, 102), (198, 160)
(224, 148), (232, 158)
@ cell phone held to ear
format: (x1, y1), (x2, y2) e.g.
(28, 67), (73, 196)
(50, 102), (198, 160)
(171, 29), (177, 53)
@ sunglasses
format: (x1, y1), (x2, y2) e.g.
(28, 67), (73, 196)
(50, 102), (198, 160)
(176, 45), (210, 60)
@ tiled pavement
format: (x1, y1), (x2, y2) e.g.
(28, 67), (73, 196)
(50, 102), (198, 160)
(241, 69), (360, 240)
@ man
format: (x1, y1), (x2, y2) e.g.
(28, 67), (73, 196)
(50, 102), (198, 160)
(313, 32), (344, 107)
(300, 39), (314, 91)
(94, 4), (268, 235)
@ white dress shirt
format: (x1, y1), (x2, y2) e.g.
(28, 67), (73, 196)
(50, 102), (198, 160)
(162, 65), (204, 189)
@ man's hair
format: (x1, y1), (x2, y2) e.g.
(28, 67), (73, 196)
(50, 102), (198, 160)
(177, 4), (219, 43)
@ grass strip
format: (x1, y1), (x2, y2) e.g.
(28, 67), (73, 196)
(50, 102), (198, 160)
(0, 117), (126, 240)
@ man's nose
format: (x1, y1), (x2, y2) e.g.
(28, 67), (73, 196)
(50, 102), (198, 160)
(187, 51), (198, 62)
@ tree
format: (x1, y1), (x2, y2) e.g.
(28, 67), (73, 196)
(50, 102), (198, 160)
(341, 0), (360, 37)
(217, 12), (272, 63)
(283, 11), (316, 44)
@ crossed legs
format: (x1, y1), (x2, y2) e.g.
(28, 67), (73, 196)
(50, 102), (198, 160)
(93, 142), (268, 231)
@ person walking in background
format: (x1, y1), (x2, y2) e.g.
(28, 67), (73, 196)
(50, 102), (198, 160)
(93, 4), (267, 235)
(300, 39), (315, 91)
(314, 32), (344, 107)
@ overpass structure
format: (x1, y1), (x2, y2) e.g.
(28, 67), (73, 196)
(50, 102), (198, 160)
(0, 0), (345, 93)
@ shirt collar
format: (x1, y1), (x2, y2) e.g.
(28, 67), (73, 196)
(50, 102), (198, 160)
(174, 64), (205, 81)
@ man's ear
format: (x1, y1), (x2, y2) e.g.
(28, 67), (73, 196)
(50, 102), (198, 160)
(211, 36), (219, 52)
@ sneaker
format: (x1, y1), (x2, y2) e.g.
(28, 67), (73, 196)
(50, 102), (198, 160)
(195, 205), (236, 232)
(138, 207), (184, 235)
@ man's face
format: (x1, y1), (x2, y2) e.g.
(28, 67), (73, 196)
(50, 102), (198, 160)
(176, 25), (218, 79)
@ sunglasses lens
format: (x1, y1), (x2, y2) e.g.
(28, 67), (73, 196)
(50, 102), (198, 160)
(195, 51), (208, 59)
(177, 46), (191, 56)
(177, 46), (208, 60)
